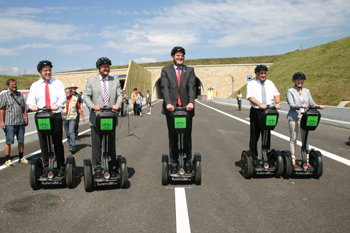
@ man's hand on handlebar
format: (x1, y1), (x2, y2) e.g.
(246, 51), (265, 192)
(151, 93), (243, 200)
(166, 104), (175, 112)
(112, 105), (119, 111)
(31, 105), (38, 111)
(259, 104), (267, 110)
(92, 105), (101, 111)
(275, 103), (281, 110)
(51, 105), (59, 111)
(186, 102), (194, 111)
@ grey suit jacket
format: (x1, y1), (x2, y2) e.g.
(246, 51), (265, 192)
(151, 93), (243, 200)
(160, 64), (196, 117)
(286, 86), (316, 121)
(84, 75), (122, 126)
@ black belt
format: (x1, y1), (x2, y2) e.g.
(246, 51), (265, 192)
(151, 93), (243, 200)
(53, 113), (62, 116)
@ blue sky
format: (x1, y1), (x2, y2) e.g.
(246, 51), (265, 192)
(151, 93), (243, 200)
(0, 0), (349, 75)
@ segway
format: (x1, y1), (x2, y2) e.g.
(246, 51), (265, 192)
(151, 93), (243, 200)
(282, 106), (323, 179)
(161, 107), (202, 185)
(29, 108), (76, 190)
(241, 106), (284, 179)
(83, 107), (128, 191)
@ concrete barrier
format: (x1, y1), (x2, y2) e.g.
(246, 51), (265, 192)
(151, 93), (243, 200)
(213, 97), (350, 129)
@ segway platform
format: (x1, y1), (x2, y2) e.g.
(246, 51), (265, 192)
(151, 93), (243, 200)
(241, 106), (284, 179)
(83, 108), (128, 191)
(161, 107), (202, 185)
(29, 109), (76, 190)
(282, 107), (323, 179)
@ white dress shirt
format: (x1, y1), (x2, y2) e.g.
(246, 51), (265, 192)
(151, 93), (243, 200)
(246, 79), (280, 108)
(26, 77), (67, 113)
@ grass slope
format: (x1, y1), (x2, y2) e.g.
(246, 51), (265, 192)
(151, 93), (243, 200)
(236, 36), (350, 106)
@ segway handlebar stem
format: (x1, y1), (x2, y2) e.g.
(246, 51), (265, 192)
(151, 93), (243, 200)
(174, 107), (187, 111)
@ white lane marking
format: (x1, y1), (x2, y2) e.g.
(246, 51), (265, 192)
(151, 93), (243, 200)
(197, 100), (350, 167)
(175, 187), (191, 233)
(0, 116), (90, 144)
(0, 128), (91, 171)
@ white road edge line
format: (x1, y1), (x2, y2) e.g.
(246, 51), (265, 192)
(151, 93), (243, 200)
(0, 128), (92, 171)
(197, 100), (350, 167)
(175, 187), (191, 233)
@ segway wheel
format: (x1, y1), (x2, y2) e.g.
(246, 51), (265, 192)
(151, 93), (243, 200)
(282, 151), (292, 179)
(29, 161), (42, 190)
(66, 159), (76, 189)
(241, 151), (253, 179)
(309, 151), (323, 179)
(83, 162), (93, 192)
(161, 161), (169, 185)
(194, 160), (202, 185)
(119, 161), (128, 188)
(269, 150), (284, 178)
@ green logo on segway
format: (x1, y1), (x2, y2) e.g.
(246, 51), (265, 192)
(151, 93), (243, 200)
(306, 116), (318, 127)
(37, 118), (51, 130)
(266, 115), (277, 126)
(100, 119), (113, 130)
(174, 117), (186, 129)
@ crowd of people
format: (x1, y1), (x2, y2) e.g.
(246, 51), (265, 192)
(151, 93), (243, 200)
(0, 47), (332, 173)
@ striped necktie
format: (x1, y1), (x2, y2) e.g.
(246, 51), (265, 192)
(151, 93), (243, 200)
(103, 79), (108, 107)
(177, 67), (182, 106)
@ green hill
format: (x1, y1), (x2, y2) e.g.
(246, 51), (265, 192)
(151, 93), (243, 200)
(236, 36), (350, 106)
(1, 36), (349, 106)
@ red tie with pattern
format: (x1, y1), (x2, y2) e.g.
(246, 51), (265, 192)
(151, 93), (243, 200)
(44, 81), (51, 108)
(177, 67), (182, 106)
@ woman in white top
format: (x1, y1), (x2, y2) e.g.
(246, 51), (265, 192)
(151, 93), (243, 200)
(286, 72), (324, 168)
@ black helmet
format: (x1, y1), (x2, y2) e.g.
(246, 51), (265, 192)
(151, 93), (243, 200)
(37, 60), (53, 72)
(254, 65), (268, 73)
(171, 46), (185, 56)
(96, 57), (112, 68)
(292, 72), (306, 80)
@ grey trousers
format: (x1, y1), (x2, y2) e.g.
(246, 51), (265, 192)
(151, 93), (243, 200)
(288, 120), (308, 163)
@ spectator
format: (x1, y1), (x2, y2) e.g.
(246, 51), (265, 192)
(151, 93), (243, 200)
(146, 90), (152, 114)
(132, 88), (139, 116)
(237, 91), (242, 111)
(0, 79), (29, 167)
(136, 90), (143, 117)
(62, 87), (85, 154)
(69, 84), (83, 141)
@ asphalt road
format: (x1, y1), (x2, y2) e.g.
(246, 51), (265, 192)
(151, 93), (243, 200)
(0, 100), (349, 233)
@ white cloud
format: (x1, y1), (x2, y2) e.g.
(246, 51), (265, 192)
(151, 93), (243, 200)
(133, 57), (157, 63)
(0, 47), (18, 55)
(101, 0), (350, 53)
(12, 67), (20, 74)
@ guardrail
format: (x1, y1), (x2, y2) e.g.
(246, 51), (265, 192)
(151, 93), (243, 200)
(211, 97), (350, 129)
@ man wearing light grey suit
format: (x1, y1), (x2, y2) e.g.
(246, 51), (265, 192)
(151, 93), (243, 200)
(161, 46), (196, 174)
(84, 57), (122, 178)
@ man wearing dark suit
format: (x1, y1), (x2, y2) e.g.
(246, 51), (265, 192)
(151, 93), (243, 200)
(161, 46), (196, 174)
(84, 57), (122, 178)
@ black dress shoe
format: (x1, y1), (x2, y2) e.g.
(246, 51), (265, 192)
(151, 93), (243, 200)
(185, 165), (192, 174)
(111, 170), (118, 177)
(58, 167), (65, 177)
(94, 171), (102, 178)
(171, 165), (178, 174)
(42, 169), (48, 177)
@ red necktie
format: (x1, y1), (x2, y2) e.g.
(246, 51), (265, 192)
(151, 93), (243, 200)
(45, 81), (51, 108)
(177, 67), (182, 106)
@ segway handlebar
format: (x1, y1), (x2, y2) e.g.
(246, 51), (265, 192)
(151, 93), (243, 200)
(99, 106), (114, 112)
(174, 107), (187, 111)
(266, 105), (277, 110)
(36, 107), (52, 113)
(308, 106), (321, 110)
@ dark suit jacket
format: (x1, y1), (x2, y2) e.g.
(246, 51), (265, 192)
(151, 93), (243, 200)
(84, 75), (122, 127)
(161, 64), (196, 117)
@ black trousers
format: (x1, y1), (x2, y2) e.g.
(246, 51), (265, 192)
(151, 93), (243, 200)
(166, 114), (193, 166)
(133, 103), (139, 115)
(75, 112), (80, 137)
(38, 114), (65, 169)
(237, 99), (241, 110)
(249, 107), (271, 159)
(90, 126), (117, 172)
